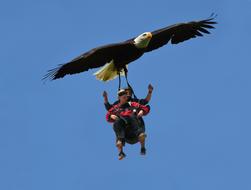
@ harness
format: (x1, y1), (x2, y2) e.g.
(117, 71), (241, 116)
(129, 88), (138, 100)
(113, 102), (141, 129)
(113, 102), (140, 119)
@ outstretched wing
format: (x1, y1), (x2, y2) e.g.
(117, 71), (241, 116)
(145, 15), (217, 52)
(43, 42), (134, 80)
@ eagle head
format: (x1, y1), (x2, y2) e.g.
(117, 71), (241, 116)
(133, 32), (152, 49)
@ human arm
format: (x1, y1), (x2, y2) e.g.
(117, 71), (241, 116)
(106, 106), (118, 123)
(145, 84), (153, 103)
(131, 102), (150, 117)
(137, 110), (144, 118)
(103, 91), (112, 110)
(110, 115), (119, 120)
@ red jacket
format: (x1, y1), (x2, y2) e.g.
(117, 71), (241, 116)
(106, 101), (150, 123)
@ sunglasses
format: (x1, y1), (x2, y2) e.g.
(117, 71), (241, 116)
(120, 95), (128, 99)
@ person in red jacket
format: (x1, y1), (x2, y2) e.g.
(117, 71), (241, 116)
(103, 84), (153, 110)
(106, 89), (150, 160)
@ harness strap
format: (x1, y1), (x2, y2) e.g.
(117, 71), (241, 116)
(113, 102), (139, 116)
(131, 88), (138, 99)
(118, 73), (121, 91)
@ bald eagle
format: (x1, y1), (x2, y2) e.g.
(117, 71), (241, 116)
(43, 15), (217, 86)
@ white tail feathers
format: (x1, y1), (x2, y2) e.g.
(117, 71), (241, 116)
(94, 61), (126, 82)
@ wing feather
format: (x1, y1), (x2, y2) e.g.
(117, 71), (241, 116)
(145, 14), (217, 52)
(43, 42), (134, 80)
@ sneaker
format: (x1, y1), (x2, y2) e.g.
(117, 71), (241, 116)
(118, 151), (126, 160)
(140, 147), (146, 155)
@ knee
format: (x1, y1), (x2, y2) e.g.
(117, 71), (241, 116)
(138, 133), (146, 142)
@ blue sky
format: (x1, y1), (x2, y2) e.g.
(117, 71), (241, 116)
(1, 0), (251, 189)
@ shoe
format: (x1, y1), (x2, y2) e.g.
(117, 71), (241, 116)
(118, 151), (126, 160)
(140, 147), (146, 155)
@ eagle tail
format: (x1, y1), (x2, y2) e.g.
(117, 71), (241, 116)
(94, 61), (126, 82)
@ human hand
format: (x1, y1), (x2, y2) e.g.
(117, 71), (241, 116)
(137, 110), (144, 118)
(103, 91), (108, 98)
(148, 84), (153, 93)
(110, 115), (118, 120)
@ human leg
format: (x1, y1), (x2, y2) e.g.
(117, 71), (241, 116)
(113, 118), (126, 160)
(127, 115), (147, 155)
